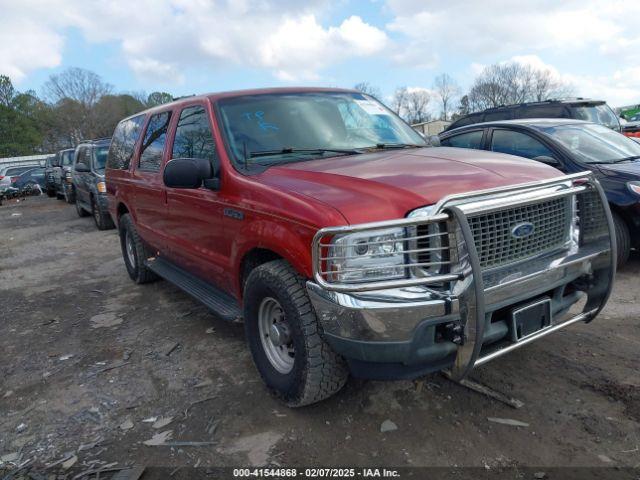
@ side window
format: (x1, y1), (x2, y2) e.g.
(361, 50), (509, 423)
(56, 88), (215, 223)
(75, 147), (89, 168)
(107, 114), (146, 170)
(490, 130), (556, 159)
(139, 112), (171, 172)
(441, 130), (484, 149)
(171, 105), (217, 171)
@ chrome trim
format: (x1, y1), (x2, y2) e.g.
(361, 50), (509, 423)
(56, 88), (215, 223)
(309, 170), (615, 381)
(474, 310), (596, 367)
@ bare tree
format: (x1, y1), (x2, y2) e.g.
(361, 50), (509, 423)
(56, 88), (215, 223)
(353, 82), (382, 99)
(391, 87), (431, 124)
(390, 87), (408, 116)
(433, 73), (460, 121)
(467, 62), (574, 112)
(44, 67), (113, 107)
(404, 90), (431, 124)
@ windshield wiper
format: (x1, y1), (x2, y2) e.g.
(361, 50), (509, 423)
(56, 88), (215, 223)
(249, 147), (361, 158)
(365, 143), (422, 150)
(611, 155), (640, 163)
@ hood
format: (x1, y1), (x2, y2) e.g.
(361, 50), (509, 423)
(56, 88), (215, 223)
(256, 147), (562, 224)
(597, 160), (640, 178)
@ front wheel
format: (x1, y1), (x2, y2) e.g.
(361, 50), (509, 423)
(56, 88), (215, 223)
(244, 260), (348, 407)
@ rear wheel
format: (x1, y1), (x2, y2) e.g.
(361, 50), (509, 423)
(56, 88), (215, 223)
(92, 196), (115, 230)
(244, 260), (348, 407)
(613, 211), (630, 267)
(118, 214), (158, 284)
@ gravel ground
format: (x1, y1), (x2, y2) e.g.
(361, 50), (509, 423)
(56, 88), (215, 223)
(0, 196), (638, 476)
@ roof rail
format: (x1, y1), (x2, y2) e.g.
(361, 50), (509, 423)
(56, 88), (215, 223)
(172, 94), (195, 101)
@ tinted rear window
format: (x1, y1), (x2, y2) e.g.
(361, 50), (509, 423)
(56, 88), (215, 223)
(107, 114), (146, 170)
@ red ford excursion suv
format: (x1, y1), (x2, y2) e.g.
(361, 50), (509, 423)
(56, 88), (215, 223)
(106, 88), (615, 406)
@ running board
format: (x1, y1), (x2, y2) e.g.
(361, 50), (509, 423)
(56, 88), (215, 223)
(146, 257), (241, 321)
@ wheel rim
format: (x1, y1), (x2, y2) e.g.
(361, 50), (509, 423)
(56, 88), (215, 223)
(125, 231), (136, 267)
(258, 297), (295, 374)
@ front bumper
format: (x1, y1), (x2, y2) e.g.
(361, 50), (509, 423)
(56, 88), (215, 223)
(308, 172), (615, 380)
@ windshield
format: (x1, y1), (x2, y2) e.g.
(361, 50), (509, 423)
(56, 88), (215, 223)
(61, 150), (74, 166)
(93, 146), (110, 172)
(217, 92), (426, 169)
(629, 113), (640, 122)
(571, 104), (620, 131)
(540, 123), (640, 163)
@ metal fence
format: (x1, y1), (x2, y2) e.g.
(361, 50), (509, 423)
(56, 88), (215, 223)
(0, 154), (53, 169)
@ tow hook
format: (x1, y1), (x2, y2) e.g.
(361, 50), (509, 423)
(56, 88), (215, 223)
(444, 322), (464, 345)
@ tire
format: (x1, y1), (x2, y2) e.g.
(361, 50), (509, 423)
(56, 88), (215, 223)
(56, 191), (64, 200)
(244, 260), (348, 407)
(92, 196), (115, 230)
(64, 186), (75, 204)
(76, 199), (90, 217)
(47, 189), (56, 198)
(118, 213), (158, 284)
(613, 211), (630, 267)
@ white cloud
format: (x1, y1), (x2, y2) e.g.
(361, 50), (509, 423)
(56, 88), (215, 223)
(0, 0), (388, 84)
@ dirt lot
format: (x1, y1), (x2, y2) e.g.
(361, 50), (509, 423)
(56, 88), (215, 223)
(1, 196), (639, 474)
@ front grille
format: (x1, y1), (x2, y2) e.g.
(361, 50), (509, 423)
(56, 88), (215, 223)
(577, 190), (608, 243)
(467, 197), (571, 269)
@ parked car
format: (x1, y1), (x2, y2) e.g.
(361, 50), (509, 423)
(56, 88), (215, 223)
(440, 118), (640, 265)
(53, 148), (76, 203)
(0, 164), (39, 195)
(14, 167), (46, 194)
(72, 138), (114, 230)
(106, 88), (614, 406)
(446, 99), (621, 132)
(44, 155), (58, 197)
(621, 112), (640, 137)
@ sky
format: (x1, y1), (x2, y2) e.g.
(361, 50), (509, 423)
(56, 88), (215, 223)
(1, 0), (639, 110)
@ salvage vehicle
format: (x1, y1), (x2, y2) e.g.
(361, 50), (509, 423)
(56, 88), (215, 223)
(72, 138), (114, 230)
(0, 164), (39, 195)
(14, 167), (46, 194)
(53, 148), (76, 203)
(440, 119), (640, 265)
(446, 99), (621, 132)
(106, 88), (615, 407)
(44, 155), (58, 197)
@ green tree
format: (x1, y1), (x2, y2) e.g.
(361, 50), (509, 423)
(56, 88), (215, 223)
(0, 105), (42, 156)
(0, 75), (15, 107)
(147, 91), (173, 107)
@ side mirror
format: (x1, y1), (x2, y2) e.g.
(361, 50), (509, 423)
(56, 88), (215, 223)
(163, 158), (216, 189)
(428, 135), (441, 147)
(533, 155), (559, 166)
(75, 163), (90, 173)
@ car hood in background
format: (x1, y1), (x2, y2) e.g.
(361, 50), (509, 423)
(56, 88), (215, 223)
(597, 160), (640, 178)
(257, 147), (561, 224)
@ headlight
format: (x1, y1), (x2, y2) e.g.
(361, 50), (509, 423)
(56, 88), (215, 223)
(97, 181), (107, 193)
(627, 181), (640, 196)
(327, 227), (406, 283)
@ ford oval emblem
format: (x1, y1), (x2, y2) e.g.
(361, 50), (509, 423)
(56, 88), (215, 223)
(511, 222), (535, 239)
